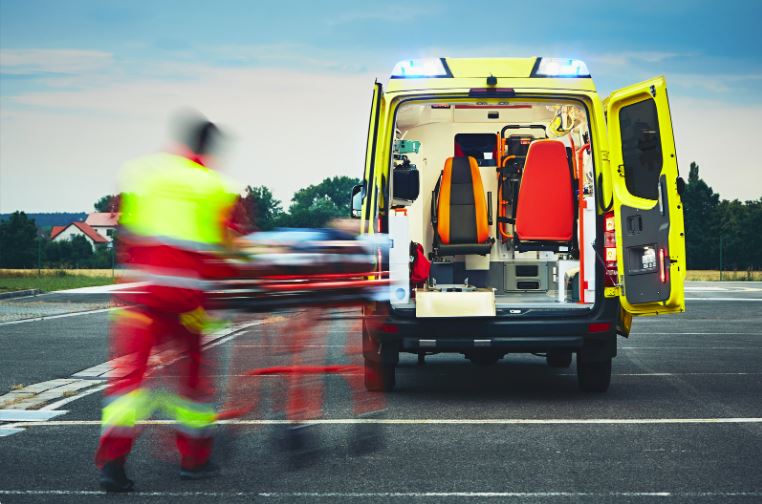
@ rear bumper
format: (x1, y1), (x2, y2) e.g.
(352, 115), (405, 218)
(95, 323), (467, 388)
(365, 298), (619, 362)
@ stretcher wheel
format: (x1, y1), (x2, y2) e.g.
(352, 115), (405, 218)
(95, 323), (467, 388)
(364, 359), (396, 392)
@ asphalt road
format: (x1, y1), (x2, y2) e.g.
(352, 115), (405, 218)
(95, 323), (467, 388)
(0, 282), (761, 503)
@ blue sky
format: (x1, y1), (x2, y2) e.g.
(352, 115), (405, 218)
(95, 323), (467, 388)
(1, 0), (761, 211)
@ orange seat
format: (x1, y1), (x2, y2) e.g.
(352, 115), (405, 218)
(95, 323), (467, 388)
(514, 140), (574, 248)
(432, 156), (493, 256)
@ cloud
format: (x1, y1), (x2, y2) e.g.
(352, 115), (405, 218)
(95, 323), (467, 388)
(0, 49), (114, 76)
(587, 51), (682, 67)
(0, 65), (378, 212)
(325, 4), (433, 26)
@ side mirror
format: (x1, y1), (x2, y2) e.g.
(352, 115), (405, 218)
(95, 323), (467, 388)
(393, 164), (420, 202)
(350, 184), (365, 219)
(676, 176), (686, 197)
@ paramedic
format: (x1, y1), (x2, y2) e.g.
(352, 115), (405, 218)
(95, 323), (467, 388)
(95, 112), (238, 492)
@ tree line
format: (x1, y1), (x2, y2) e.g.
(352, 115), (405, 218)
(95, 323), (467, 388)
(682, 162), (762, 270)
(1, 168), (759, 270)
(0, 176), (360, 268)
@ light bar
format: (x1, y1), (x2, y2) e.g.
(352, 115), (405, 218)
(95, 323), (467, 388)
(532, 58), (590, 78)
(391, 58), (452, 79)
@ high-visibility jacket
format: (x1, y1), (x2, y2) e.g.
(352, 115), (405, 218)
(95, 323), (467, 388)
(117, 153), (239, 312)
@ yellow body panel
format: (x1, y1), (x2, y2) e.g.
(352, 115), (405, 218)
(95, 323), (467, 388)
(605, 76), (686, 315)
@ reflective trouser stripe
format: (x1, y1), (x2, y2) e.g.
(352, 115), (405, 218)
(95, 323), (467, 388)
(100, 389), (153, 436)
(101, 390), (217, 437)
(170, 397), (217, 437)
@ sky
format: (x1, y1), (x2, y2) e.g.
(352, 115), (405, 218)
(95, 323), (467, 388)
(1, 0), (761, 213)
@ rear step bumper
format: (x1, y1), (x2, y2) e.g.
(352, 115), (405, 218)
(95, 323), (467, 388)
(367, 298), (619, 360)
(402, 335), (584, 352)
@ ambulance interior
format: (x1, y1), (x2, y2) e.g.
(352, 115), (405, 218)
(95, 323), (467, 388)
(388, 100), (598, 313)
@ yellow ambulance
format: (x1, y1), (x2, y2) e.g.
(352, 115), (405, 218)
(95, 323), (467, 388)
(351, 57), (686, 392)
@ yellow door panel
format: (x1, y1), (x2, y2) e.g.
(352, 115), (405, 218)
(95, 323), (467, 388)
(606, 76), (686, 316)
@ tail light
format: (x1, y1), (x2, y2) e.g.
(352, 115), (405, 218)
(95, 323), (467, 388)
(659, 247), (668, 284)
(604, 211), (618, 287)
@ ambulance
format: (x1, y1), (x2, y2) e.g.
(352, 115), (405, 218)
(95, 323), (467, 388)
(351, 57), (686, 392)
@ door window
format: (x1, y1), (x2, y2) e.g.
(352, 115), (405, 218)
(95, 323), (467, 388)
(619, 99), (662, 200)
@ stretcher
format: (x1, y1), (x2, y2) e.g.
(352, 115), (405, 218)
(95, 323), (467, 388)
(207, 228), (391, 312)
(205, 229), (391, 433)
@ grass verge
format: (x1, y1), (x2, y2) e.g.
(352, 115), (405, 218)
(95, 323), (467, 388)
(0, 270), (116, 293)
(686, 270), (762, 281)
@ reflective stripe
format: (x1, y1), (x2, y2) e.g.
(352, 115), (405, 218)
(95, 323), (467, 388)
(121, 232), (226, 254)
(167, 396), (216, 431)
(101, 389), (153, 429)
(122, 269), (217, 290)
(101, 389), (216, 434)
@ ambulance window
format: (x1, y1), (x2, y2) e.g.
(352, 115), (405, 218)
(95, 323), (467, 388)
(454, 133), (498, 167)
(619, 98), (662, 200)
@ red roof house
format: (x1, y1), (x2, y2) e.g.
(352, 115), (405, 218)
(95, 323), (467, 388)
(50, 221), (109, 247)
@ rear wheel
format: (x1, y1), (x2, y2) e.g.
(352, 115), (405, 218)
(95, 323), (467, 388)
(576, 353), (612, 392)
(546, 352), (572, 368)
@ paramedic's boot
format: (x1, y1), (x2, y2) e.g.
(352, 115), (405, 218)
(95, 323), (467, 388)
(99, 460), (135, 493)
(350, 410), (386, 456)
(180, 460), (221, 480)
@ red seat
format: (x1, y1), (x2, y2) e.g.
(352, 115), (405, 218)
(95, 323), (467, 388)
(514, 140), (574, 245)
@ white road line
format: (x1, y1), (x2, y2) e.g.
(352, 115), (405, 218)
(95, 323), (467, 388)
(0, 306), (120, 327)
(559, 372), (762, 377)
(9, 417), (762, 427)
(0, 318), (265, 437)
(620, 346), (756, 350)
(629, 332), (762, 335)
(685, 297), (762, 302)
(1, 490), (761, 498)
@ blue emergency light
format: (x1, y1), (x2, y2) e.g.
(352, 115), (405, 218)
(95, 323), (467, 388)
(390, 58), (452, 79)
(531, 58), (591, 78)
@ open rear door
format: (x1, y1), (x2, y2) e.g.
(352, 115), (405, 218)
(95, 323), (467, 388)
(361, 81), (383, 235)
(606, 76), (686, 316)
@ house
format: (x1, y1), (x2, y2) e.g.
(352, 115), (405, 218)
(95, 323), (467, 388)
(50, 221), (109, 248)
(85, 212), (119, 242)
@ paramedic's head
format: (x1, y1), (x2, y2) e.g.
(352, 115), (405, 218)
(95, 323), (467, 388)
(170, 108), (225, 165)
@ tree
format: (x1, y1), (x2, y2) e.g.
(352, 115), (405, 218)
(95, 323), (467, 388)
(94, 194), (120, 213)
(0, 211), (38, 268)
(682, 162), (721, 269)
(239, 186), (284, 232)
(284, 176), (361, 228)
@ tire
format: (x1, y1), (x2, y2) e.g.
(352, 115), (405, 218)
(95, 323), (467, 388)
(576, 353), (612, 393)
(364, 359), (396, 392)
(546, 352), (573, 368)
(467, 351), (501, 366)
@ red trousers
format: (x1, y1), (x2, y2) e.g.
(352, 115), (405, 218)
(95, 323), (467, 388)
(95, 305), (214, 469)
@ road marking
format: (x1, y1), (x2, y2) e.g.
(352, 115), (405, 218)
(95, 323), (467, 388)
(0, 409), (67, 422)
(9, 417), (762, 427)
(0, 318), (266, 437)
(0, 306), (120, 327)
(685, 297), (762, 302)
(629, 332), (762, 335)
(559, 372), (762, 377)
(1, 490), (761, 498)
(621, 346), (757, 350)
